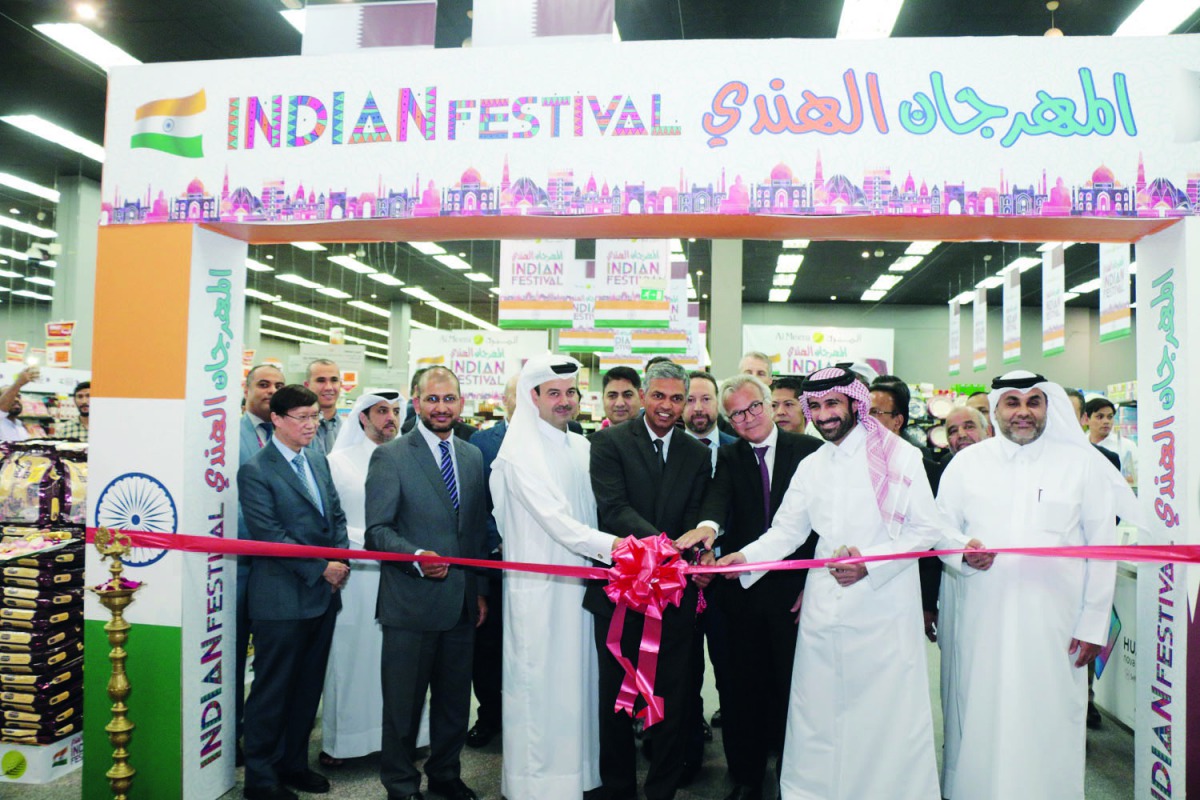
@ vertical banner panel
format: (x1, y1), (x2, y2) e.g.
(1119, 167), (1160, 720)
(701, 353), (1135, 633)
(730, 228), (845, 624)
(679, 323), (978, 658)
(1135, 218), (1197, 800)
(1003, 267), (1021, 364)
(1042, 245), (1065, 356)
(973, 288), (987, 372)
(1101, 242), (1133, 342)
(948, 300), (961, 376)
(497, 239), (579, 329)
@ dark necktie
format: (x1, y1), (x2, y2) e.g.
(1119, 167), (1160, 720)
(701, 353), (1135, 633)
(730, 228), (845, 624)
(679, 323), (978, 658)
(753, 445), (772, 531)
(652, 438), (665, 472)
(439, 440), (460, 510)
(257, 422), (272, 448)
(699, 437), (712, 447)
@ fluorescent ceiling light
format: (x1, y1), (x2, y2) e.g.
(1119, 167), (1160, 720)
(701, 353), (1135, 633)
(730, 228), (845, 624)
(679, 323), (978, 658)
(889, 255), (923, 272)
(261, 315), (328, 337)
(39, 260), (56, 268)
(328, 255), (376, 274)
(871, 275), (903, 291)
(428, 300), (500, 330)
(1129, 262), (1138, 274)
(1008, 256), (1042, 273)
(773, 274), (797, 287)
(317, 287), (353, 299)
(860, 289), (887, 302)
(0, 248), (29, 261)
(775, 254), (804, 274)
(245, 258), (273, 272)
(291, 241), (326, 252)
(904, 241), (940, 256)
(280, 9), (306, 34)
(0, 214), (56, 238)
(0, 173), (59, 202)
(768, 288), (791, 302)
(464, 272), (493, 283)
(245, 288), (281, 302)
(402, 287), (438, 302)
(670, 239), (684, 255)
(781, 239), (810, 250)
(1063, 292), (1080, 301)
(1, 115), (104, 162)
(261, 328), (324, 346)
(408, 241), (447, 256)
(368, 273), (404, 286)
(348, 300), (391, 318)
(33, 23), (140, 72)
(433, 254), (473, 271)
(12, 289), (53, 301)
(1068, 278), (1102, 294)
(0, 269), (21, 279)
(489, 287), (502, 296)
(838, 0), (905, 38)
(1036, 242), (1076, 253)
(366, 351), (390, 362)
(276, 274), (323, 289)
(687, 287), (698, 300)
(411, 319), (436, 331)
(273, 300), (387, 336)
(1114, 0), (1200, 35)
(975, 276), (1005, 289)
(24, 276), (55, 287)
(954, 291), (975, 305)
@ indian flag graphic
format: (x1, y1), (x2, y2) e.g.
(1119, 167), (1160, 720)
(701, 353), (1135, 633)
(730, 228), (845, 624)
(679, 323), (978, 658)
(498, 299), (575, 329)
(594, 299), (669, 328)
(131, 90), (206, 158)
(559, 329), (616, 353)
(630, 330), (688, 354)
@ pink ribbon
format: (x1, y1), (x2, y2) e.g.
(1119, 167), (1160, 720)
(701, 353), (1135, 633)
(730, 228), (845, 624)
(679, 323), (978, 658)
(601, 534), (689, 727)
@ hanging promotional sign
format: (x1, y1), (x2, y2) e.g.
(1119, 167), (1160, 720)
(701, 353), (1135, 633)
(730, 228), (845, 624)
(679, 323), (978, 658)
(408, 329), (548, 401)
(1003, 266), (1021, 364)
(973, 288), (987, 372)
(5, 341), (27, 363)
(45, 321), (75, 368)
(594, 239), (670, 328)
(1042, 244), (1065, 357)
(743, 324), (893, 377)
(98, 36), (1200, 230)
(1100, 242), (1133, 342)
(498, 239), (581, 328)
(949, 300), (961, 376)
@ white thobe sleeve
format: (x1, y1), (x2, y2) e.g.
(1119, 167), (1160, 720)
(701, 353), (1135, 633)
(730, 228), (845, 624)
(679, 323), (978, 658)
(860, 465), (968, 589)
(934, 459), (972, 576)
(1075, 463), (1119, 644)
(493, 462), (617, 564)
(736, 478), (813, 589)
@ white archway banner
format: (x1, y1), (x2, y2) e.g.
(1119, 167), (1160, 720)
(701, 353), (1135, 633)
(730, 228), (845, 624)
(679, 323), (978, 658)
(99, 36), (1199, 227)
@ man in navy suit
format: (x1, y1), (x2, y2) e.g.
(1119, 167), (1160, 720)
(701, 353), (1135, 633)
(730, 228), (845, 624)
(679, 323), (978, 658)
(239, 384), (350, 800)
(676, 373), (823, 800)
(235, 363), (285, 760)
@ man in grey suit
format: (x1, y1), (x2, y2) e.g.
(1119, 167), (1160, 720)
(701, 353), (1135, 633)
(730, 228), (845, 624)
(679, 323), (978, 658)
(365, 366), (489, 800)
(235, 363), (285, 761)
(239, 384), (350, 800)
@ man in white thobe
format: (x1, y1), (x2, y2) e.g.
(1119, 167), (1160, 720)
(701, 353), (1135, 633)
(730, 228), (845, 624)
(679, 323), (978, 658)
(491, 354), (619, 800)
(937, 371), (1139, 800)
(321, 390), (428, 763)
(718, 366), (988, 800)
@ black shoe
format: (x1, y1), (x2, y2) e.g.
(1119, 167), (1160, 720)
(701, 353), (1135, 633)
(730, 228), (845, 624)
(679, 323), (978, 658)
(466, 720), (499, 748)
(710, 708), (723, 728)
(280, 769), (330, 794)
(701, 719), (713, 742)
(243, 786), (298, 800)
(427, 777), (479, 800)
(723, 786), (763, 800)
(1087, 702), (1103, 729)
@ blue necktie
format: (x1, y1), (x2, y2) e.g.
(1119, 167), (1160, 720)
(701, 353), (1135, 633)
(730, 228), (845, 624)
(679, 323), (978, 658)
(439, 440), (459, 510)
(291, 452), (323, 514)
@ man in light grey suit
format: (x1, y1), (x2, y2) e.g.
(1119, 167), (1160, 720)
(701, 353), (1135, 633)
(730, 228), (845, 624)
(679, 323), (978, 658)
(239, 384), (350, 800)
(366, 366), (488, 800)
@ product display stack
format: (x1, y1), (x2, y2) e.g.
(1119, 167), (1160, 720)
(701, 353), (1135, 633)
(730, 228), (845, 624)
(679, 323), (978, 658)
(0, 440), (87, 784)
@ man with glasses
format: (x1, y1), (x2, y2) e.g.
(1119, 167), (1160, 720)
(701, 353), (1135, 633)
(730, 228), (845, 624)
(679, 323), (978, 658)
(239, 385), (351, 800)
(717, 366), (988, 800)
(675, 374), (822, 800)
(366, 366), (489, 800)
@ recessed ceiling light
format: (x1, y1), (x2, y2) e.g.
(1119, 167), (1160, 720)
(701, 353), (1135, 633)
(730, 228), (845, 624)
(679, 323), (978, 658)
(830, 295), (838, 300)
(245, 288), (281, 302)
(1036, 242), (1077, 252)
(34, 23), (140, 72)
(280, 9), (306, 34)
(410, 319), (436, 331)
(1008, 256), (1042, 273)
(0, 173), (59, 202)
(776, 254), (804, 274)
(489, 287), (502, 296)
(402, 287), (438, 302)
(261, 328), (325, 346)
(75, 3), (98, 22)
(348, 300), (391, 318)
(0, 248), (29, 261)
(428, 299), (500, 330)
(670, 239), (684, 254)
(861, 251), (870, 259)
(370, 293), (378, 299)
(773, 274), (797, 287)
(688, 238), (697, 243)
(12, 289), (53, 301)
(782, 239), (810, 250)
(954, 291), (975, 304)
(0, 269), (21, 279)
(1114, 0), (1200, 35)
(889, 255), (923, 272)
(458, 251), (467, 258)
(317, 287), (352, 299)
(1063, 291), (1081, 301)
(701, 293), (709, 299)
(276, 274), (323, 289)
(837, 0), (904, 38)
(768, 288), (790, 302)
(291, 241), (326, 252)
(24, 276), (55, 287)
(265, 254), (274, 260)
(975, 276), (1005, 289)
(367, 273), (404, 286)
(433, 254), (472, 271)
(905, 241), (940, 256)
(7, 209), (18, 215)
(408, 241), (447, 256)
(0, 214), (56, 239)
(696, 270), (704, 277)
(245, 258), (273, 272)
(464, 272), (492, 283)
(871, 275), (903, 291)
(1068, 278), (1102, 294)
(860, 289), (887, 302)
(0, 115), (104, 162)
(328, 255), (376, 274)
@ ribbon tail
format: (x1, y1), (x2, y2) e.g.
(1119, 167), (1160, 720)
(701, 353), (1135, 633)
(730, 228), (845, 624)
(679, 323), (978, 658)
(606, 603), (640, 718)
(634, 606), (666, 728)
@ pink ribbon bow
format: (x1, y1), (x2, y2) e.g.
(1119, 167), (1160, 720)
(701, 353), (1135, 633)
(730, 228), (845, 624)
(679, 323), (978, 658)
(603, 533), (688, 727)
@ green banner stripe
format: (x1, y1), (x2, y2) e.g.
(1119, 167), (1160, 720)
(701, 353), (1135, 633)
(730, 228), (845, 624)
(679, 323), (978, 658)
(1003, 356), (1020, 364)
(498, 320), (572, 329)
(631, 346), (688, 354)
(130, 132), (204, 158)
(594, 319), (669, 329)
(559, 345), (614, 353)
(1100, 330), (1131, 342)
(1043, 346), (1065, 357)
(84, 620), (183, 799)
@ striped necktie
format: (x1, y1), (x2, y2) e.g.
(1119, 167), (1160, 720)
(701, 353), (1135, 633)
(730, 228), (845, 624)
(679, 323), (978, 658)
(291, 451), (323, 513)
(439, 440), (460, 510)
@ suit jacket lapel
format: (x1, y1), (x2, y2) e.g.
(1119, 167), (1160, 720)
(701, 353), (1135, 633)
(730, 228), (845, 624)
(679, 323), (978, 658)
(769, 434), (794, 513)
(410, 432), (456, 516)
(657, 432), (689, 521)
(630, 418), (663, 481)
(267, 445), (323, 514)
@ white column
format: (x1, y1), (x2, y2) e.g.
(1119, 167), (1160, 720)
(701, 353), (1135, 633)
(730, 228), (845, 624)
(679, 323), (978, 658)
(710, 239), (743, 377)
(389, 299), (412, 387)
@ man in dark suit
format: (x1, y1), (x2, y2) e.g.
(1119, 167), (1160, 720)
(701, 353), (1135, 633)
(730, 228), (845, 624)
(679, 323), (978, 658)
(587, 360), (712, 800)
(365, 366), (489, 800)
(239, 384), (350, 800)
(676, 373), (823, 800)
(400, 367), (477, 441)
(235, 364), (285, 764)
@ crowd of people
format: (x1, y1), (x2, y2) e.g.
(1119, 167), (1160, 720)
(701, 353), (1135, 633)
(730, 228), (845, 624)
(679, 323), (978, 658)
(223, 353), (1139, 800)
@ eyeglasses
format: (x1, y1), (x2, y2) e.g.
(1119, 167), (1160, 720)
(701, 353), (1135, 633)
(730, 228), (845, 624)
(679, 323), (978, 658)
(285, 413), (322, 425)
(868, 408), (899, 418)
(422, 394), (460, 405)
(729, 400), (766, 423)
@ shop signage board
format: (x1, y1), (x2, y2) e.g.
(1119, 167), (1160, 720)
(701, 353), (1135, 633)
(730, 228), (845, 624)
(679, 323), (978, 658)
(1042, 244), (1066, 356)
(407, 329), (548, 403)
(1100, 242), (1133, 342)
(1134, 218), (1197, 800)
(97, 37), (1199, 230)
(743, 324), (893, 378)
(1002, 266), (1021, 364)
(972, 287), (987, 372)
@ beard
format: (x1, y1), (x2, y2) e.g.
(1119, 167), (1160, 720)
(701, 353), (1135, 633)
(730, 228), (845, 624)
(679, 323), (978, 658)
(815, 412), (856, 443)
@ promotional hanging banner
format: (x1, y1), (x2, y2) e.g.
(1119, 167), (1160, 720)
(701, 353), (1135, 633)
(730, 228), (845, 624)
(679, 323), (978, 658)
(1042, 244), (1065, 357)
(1099, 241), (1132, 342)
(498, 239), (581, 328)
(743, 324), (894, 378)
(973, 287), (987, 371)
(949, 299), (961, 376)
(408, 329), (548, 401)
(1003, 266), (1021, 364)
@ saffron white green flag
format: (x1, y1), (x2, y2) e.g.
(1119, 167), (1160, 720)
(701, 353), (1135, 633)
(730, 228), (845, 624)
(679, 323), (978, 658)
(131, 90), (206, 159)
